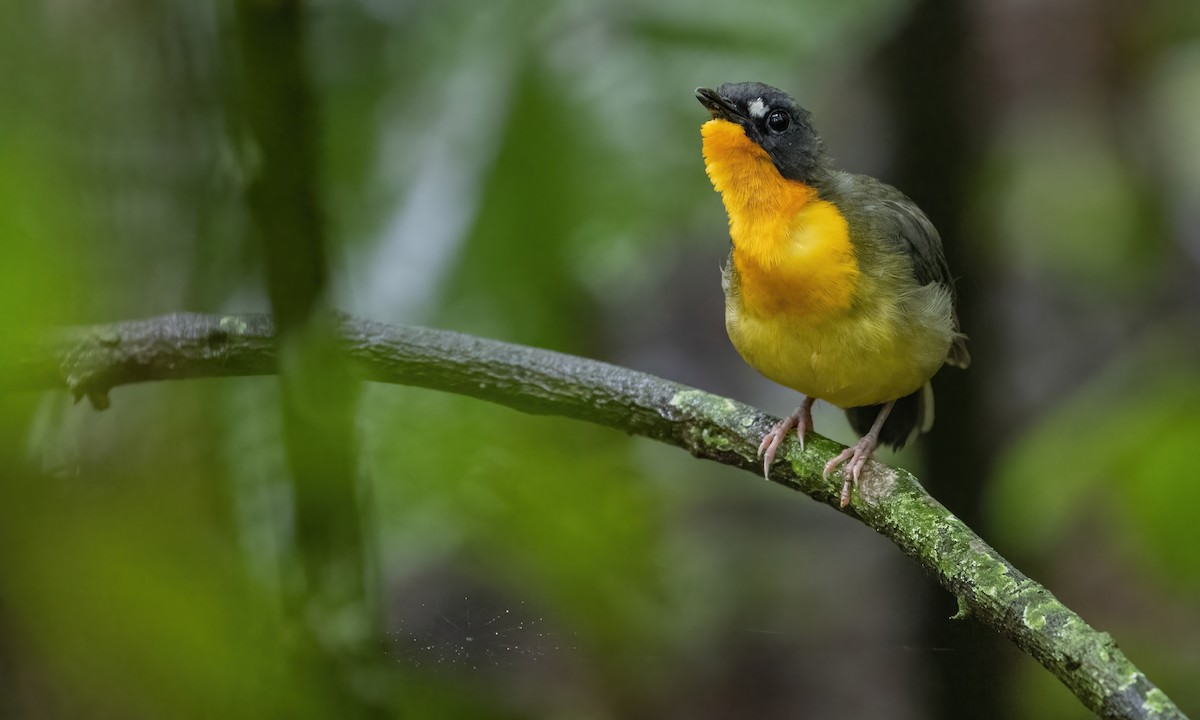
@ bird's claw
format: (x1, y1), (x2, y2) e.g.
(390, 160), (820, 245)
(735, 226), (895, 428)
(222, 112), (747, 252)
(757, 419), (794, 479)
(757, 405), (813, 480)
(823, 437), (878, 508)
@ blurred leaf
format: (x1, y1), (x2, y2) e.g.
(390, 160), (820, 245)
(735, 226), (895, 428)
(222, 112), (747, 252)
(369, 386), (663, 659)
(0, 7), (84, 335)
(438, 62), (595, 348)
(989, 331), (1200, 594)
(984, 108), (1161, 294)
(0, 479), (335, 719)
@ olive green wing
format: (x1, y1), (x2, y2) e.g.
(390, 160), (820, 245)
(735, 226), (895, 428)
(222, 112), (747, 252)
(825, 172), (971, 368)
(879, 195), (970, 369)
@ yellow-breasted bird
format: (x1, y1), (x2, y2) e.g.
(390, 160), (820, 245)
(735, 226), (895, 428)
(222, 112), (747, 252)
(696, 82), (970, 507)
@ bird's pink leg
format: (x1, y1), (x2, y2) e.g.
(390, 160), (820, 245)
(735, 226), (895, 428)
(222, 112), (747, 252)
(824, 400), (895, 508)
(757, 397), (816, 480)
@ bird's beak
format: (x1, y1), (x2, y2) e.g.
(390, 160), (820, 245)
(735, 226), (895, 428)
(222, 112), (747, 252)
(696, 87), (741, 122)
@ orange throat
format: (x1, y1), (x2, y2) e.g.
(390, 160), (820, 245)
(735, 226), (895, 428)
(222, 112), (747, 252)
(701, 118), (858, 319)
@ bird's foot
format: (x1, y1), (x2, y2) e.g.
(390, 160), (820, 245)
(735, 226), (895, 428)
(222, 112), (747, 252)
(823, 434), (880, 508)
(756, 399), (815, 480)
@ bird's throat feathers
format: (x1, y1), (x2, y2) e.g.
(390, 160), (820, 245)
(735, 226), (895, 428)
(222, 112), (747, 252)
(701, 118), (858, 317)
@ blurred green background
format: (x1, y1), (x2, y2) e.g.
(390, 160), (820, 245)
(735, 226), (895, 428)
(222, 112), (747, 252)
(2, 0), (1199, 718)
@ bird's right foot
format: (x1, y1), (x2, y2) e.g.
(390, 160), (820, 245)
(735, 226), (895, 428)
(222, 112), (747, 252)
(756, 398), (815, 479)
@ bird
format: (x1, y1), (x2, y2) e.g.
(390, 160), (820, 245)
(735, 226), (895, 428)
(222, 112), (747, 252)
(696, 81), (969, 508)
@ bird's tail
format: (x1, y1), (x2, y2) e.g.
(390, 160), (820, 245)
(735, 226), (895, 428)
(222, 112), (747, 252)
(844, 382), (934, 450)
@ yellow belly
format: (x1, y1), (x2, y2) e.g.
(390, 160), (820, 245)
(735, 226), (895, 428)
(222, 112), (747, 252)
(725, 297), (945, 409)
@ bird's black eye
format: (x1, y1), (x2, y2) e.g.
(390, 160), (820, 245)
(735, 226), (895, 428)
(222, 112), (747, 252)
(766, 109), (790, 133)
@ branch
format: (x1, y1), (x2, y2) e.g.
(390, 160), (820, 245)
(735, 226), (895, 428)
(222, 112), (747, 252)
(6, 312), (1187, 720)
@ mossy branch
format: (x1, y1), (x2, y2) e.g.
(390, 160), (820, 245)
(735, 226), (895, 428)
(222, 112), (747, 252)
(5, 312), (1187, 720)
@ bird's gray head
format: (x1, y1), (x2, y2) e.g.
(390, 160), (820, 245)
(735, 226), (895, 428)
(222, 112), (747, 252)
(696, 81), (826, 184)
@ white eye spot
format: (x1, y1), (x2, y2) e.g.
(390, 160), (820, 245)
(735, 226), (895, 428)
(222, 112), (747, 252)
(748, 98), (767, 118)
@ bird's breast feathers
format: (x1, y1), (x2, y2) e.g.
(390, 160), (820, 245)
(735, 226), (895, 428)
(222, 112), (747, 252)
(722, 211), (956, 407)
(703, 117), (860, 321)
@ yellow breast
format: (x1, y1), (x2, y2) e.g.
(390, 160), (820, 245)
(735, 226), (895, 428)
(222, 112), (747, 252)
(702, 119), (858, 320)
(702, 118), (933, 407)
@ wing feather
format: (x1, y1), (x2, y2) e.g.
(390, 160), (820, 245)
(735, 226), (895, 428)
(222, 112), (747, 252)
(820, 172), (970, 368)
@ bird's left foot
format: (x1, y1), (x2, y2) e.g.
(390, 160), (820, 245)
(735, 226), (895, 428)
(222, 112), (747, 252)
(823, 434), (880, 508)
(824, 399), (895, 508)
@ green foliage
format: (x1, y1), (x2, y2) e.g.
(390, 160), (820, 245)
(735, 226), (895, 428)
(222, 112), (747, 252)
(985, 111), (1161, 294)
(990, 334), (1200, 714)
(990, 336), (1200, 594)
(3, 0), (1200, 716)
(0, 484), (335, 719)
